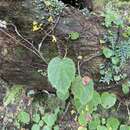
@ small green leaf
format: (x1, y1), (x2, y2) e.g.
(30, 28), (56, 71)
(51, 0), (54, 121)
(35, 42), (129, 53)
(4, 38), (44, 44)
(120, 124), (130, 130)
(43, 125), (51, 130)
(17, 111), (30, 124)
(43, 113), (57, 127)
(88, 117), (100, 130)
(114, 75), (121, 81)
(69, 32), (80, 40)
(103, 47), (113, 58)
(32, 113), (40, 123)
(48, 57), (76, 93)
(111, 57), (120, 65)
(101, 92), (117, 109)
(122, 83), (130, 95)
(107, 117), (120, 130)
(97, 125), (107, 130)
(39, 120), (44, 127)
(78, 112), (87, 126)
(101, 118), (106, 125)
(54, 125), (59, 130)
(14, 121), (20, 129)
(31, 124), (40, 130)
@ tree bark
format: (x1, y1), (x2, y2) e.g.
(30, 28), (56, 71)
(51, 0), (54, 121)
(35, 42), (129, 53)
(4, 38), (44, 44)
(0, 0), (127, 93)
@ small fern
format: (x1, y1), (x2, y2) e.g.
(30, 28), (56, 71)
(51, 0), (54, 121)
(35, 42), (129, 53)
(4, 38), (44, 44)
(117, 40), (130, 66)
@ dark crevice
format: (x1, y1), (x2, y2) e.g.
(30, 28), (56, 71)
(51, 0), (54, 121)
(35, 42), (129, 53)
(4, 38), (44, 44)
(60, 0), (93, 11)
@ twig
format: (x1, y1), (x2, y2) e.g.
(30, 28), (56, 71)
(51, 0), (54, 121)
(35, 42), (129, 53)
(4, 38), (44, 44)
(78, 61), (81, 77)
(10, 23), (48, 64)
(61, 102), (71, 120)
(63, 47), (68, 58)
(0, 28), (42, 60)
(38, 6), (64, 52)
(80, 52), (101, 67)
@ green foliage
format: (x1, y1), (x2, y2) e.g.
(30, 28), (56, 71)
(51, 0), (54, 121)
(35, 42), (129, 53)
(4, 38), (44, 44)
(107, 117), (120, 130)
(103, 47), (113, 58)
(3, 85), (23, 106)
(100, 2), (130, 85)
(86, 91), (101, 113)
(31, 124), (40, 130)
(42, 107), (59, 128)
(71, 76), (94, 110)
(111, 56), (120, 65)
(97, 125), (107, 130)
(100, 31), (130, 84)
(78, 112), (88, 126)
(88, 117), (100, 130)
(54, 125), (59, 130)
(48, 57), (76, 100)
(17, 111), (30, 124)
(117, 41), (130, 65)
(122, 81), (130, 94)
(43, 125), (51, 130)
(3, 2), (130, 129)
(44, 0), (64, 16)
(56, 90), (69, 101)
(32, 113), (40, 123)
(43, 113), (57, 127)
(120, 125), (130, 130)
(102, 3), (124, 27)
(69, 32), (80, 40)
(101, 92), (117, 109)
(39, 120), (44, 127)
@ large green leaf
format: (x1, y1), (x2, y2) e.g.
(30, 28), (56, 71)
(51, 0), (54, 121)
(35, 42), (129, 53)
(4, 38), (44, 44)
(101, 92), (117, 109)
(87, 91), (101, 112)
(80, 80), (94, 105)
(71, 76), (94, 105)
(48, 57), (76, 93)
(71, 76), (84, 99)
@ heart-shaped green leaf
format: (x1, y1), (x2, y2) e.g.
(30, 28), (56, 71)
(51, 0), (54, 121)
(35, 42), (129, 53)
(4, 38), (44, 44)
(71, 76), (94, 105)
(101, 92), (116, 109)
(48, 57), (76, 93)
